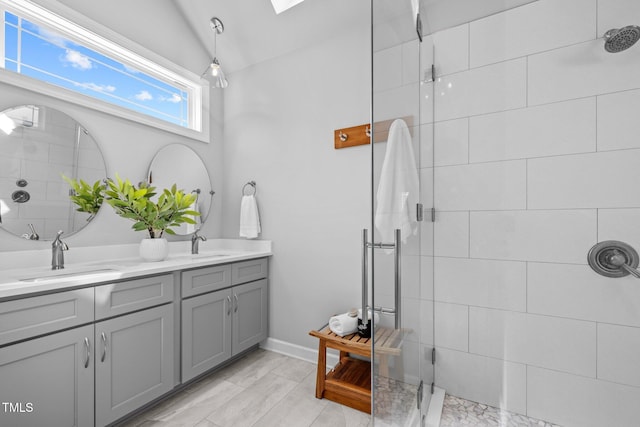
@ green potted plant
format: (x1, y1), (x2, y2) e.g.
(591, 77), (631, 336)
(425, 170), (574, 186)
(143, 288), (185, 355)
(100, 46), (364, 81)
(104, 175), (200, 261)
(62, 176), (105, 221)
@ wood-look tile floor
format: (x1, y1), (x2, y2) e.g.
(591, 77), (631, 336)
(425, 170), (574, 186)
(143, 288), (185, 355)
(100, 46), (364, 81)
(118, 349), (372, 427)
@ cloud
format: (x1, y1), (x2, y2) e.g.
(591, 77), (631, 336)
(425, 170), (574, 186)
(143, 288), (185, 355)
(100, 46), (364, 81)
(37, 27), (67, 48)
(160, 93), (182, 103)
(64, 49), (92, 70)
(76, 82), (116, 93)
(134, 90), (153, 101)
(123, 64), (140, 74)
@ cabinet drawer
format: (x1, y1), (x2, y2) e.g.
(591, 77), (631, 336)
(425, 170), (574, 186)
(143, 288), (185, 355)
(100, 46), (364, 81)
(181, 264), (231, 298)
(95, 274), (174, 320)
(0, 288), (94, 346)
(232, 258), (268, 285)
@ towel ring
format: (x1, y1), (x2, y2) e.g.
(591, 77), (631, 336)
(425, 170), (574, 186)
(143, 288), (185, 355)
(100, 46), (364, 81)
(242, 181), (256, 196)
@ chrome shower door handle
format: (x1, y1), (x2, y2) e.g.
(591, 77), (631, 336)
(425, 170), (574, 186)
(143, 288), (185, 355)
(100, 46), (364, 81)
(100, 332), (107, 362)
(394, 228), (401, 330)
(83, 337), (90, 368)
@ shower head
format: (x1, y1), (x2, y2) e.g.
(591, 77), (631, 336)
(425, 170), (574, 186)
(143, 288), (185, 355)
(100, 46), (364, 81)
(603, 25), (640, 53)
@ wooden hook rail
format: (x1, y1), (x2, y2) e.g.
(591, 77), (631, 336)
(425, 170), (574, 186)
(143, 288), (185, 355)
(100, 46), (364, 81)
(334, 116), (414, 149)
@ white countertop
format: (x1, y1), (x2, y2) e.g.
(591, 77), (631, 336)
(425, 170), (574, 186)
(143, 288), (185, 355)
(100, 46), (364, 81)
(0, 239), (272, 301)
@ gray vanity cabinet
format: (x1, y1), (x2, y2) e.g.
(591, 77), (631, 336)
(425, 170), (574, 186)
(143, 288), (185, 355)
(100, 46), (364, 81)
(181, 258), (268, 382)
(232, 279), (268, 355)
(95, 303), (174, 427)
(181, 287), (233, 380)
(0, 325), (94, 427)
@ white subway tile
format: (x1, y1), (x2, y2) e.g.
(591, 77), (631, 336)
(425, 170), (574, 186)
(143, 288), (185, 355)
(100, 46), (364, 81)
(528, 150), (640, 209)
(470, 0), (596, 68)
(374, 45), (402, 92)
(420, 167), (434, 208)
(0, 155), (20, 178)
(597, 0), (640, 38)
(598, 208), (640, 251)
(374, 83), (420, 123)
(528, 366), (640, 427)
(402, 297), (422, 344)
(435, 348), (526, 415)
(434, 302), (468, 351)
(434, 160), (526, 211)
(528, 40), (640, 106)
(598, 89), (640, 151)
(469, 308), (596, 377)
(598, 323), (640, 387)
(433, 24), (469, 76)
(434, 257), (526, 311)
(421, 221), (434, 256)
(528, 262), (640, 327)
(469, 98), (596, 163)
(434, 118), (468, 166)
(435, 59), (527, 122)
(434, 211), (469, 257)
(402, 39), (420, 85)
(470, 210), (596, 263)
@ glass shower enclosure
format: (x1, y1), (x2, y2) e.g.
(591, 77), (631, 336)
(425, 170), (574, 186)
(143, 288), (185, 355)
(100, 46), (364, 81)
(370, 0), (640, 426)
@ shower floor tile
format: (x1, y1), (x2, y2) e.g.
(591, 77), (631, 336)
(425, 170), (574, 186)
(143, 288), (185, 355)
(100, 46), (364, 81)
(440, 394), (561, 427)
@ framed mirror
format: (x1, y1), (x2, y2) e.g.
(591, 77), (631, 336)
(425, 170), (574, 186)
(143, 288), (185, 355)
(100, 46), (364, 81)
(147, 144), (213, 235)
(0, 105), (107, 240)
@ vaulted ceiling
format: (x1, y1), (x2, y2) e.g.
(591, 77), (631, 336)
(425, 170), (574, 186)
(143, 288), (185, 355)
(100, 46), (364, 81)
(51, 0), (538, 76)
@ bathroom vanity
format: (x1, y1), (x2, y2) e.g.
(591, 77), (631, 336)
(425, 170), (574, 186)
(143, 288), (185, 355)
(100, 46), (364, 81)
(0, 241), (271, 427)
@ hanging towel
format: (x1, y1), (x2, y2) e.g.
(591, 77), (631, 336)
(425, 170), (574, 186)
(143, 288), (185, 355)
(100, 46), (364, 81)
(374, 119), (420, 250)
(329, 313), (358, 337)
(239, 195), (261, 239)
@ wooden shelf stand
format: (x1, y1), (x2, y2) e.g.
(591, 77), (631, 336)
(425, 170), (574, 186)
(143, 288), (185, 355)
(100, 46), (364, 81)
(309, 326), (404, 414)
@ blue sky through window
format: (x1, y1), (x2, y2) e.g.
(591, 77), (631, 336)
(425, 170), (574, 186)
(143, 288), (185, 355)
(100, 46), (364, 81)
(3, 11), (189, 127)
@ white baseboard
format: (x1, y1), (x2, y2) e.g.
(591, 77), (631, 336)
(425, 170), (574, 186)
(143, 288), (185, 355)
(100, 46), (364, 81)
(260, 337), (339, 369)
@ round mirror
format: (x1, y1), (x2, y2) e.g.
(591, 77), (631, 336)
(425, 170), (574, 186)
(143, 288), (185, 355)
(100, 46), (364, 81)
(147, 144), (213, 235)
(0, 105), (107, 240)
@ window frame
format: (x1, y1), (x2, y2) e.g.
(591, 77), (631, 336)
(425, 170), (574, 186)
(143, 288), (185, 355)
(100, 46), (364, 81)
(0, 0), (210, 143)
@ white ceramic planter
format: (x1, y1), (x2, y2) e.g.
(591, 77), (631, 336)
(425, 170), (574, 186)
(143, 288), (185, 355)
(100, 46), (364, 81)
(139, 238), (169, 262)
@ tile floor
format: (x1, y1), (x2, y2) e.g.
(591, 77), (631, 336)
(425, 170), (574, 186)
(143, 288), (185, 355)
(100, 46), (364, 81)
(439, 394), (561, 427)
(117, 349), (373, 427)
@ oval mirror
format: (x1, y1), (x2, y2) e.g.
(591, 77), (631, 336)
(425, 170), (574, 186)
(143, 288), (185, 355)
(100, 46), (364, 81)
(147, 144), (213, 235)
(0, 105), (107, 240)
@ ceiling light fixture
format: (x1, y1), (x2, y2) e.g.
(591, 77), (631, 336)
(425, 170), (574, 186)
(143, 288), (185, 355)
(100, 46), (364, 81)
(201, 17), (228, 89)
(270, 0), (305, 14)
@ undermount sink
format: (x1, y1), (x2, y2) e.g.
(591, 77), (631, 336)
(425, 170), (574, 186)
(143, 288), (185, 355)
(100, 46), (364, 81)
(19, 268), (119, 282)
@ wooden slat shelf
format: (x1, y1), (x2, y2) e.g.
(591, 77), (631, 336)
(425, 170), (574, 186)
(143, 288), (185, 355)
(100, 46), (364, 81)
(309, 326), (405, 414)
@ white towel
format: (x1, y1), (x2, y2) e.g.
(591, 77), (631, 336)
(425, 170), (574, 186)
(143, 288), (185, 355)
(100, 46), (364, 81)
(329, 313), (358, 337)
(239, 195), (261, 239)
(374, 119), (419, 251)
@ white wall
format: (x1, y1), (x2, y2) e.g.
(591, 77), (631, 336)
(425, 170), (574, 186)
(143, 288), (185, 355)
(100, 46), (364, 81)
(427, 0), (640, 425)
(222, 22), (370, 348)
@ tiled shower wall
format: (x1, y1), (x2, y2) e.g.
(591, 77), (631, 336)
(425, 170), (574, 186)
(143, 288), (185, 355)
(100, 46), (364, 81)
(376, 0), (640, 425)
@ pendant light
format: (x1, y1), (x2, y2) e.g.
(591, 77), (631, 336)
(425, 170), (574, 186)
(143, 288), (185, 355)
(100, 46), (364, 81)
(202, 17), (228, 88)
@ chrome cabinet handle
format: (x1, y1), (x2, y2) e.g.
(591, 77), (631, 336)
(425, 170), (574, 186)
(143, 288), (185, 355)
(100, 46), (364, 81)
(233, 294), (238, 313)
(100, 332), (107, 363)
(83, 337), (90, 368)
(226, 295), (232, 316)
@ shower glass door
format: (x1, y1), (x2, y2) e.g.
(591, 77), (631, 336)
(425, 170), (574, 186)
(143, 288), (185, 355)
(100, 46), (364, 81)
(370, 0), (433, 424)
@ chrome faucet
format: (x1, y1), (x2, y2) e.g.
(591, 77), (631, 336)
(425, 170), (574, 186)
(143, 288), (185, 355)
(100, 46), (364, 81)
(52, 230), (69, 270)
(191, 231), (206, 254)
(27, 224), (39, 240)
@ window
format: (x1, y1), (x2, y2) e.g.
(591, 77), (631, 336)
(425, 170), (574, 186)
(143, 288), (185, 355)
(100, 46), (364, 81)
(0, 0), (207, 139)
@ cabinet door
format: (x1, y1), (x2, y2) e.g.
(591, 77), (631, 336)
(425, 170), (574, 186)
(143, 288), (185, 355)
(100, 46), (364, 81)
(0, 325), (94, 427)
(181, 288), (232, 382)
(95, 304), (174, 427)
(232, 279), (268, 355)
